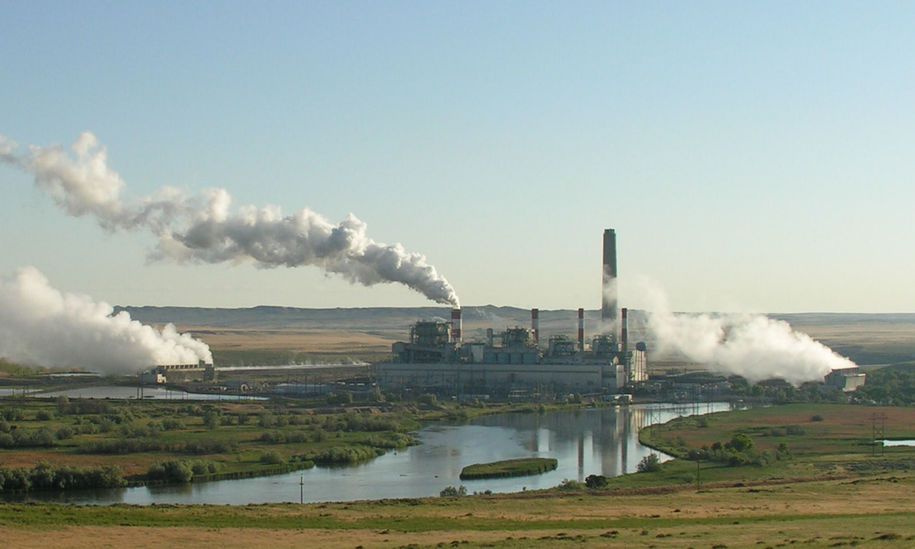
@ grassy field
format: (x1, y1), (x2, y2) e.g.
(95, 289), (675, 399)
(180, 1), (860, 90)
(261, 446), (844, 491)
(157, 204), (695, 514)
(460, 457), (558, 480)
(1, 472), (914, 547)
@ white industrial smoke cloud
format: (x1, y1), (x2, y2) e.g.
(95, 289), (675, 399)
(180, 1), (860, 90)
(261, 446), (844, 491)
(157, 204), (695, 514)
(0, 267), (212, 374)
(0, 132), (460, 306)
(635, 280), (856, 385)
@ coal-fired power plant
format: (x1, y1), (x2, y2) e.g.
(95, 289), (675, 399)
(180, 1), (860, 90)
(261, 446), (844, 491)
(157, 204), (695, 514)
(377, 229), (648, 396)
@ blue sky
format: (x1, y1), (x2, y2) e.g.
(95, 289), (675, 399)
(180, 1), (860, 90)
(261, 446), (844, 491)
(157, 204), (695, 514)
(1, 2), (914, 312)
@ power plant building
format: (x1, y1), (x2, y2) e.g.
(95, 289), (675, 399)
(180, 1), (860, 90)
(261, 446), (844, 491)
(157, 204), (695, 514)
(378, 228), (645, 396)
(377, 310), (646, 395)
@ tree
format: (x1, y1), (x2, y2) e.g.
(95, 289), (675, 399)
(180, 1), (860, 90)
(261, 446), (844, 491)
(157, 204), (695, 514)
(203, 410), (220, 430)
(728, 433), (754, 452)
(637, 454), (662, 473)
(585, 474), (608, 488)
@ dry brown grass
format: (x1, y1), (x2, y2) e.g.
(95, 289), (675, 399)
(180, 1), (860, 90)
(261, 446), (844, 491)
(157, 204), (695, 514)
(182, 327), (396, 355)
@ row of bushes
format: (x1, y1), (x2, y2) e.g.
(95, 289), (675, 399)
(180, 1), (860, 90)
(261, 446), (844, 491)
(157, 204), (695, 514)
(684, 435), (791, 466)
(305, 446), (385, 466)
(0, 428), (57, 448)
(146, 460), (222, 484)
(79, 438), (236, 455)
(0, 463), (126, 492)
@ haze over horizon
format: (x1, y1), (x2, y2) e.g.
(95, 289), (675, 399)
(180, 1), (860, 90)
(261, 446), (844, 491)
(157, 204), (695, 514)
(2, 2), (914, 313)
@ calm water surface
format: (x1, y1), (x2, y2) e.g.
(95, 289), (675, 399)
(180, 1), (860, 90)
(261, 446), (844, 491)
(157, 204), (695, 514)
(5, 402), (740, 505)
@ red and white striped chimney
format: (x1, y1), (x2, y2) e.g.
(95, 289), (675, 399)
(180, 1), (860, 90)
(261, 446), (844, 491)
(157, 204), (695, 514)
(451, 308), (462, 344)
(577, 308), (585, 352)
(531, 308), (539, 345)
(621, 307), (629, 353)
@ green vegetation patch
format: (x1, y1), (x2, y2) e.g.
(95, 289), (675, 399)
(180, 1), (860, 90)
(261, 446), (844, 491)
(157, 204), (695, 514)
(460, 457), (558, 480)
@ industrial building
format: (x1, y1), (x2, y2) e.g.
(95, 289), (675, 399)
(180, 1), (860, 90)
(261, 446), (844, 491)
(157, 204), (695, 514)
(377, 307), (646, 396)
(376, 229), (648, 397)
(825, 367), (867, 392)
(139, 361), (216, 385)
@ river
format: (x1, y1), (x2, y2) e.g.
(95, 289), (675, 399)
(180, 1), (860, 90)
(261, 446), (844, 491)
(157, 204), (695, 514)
(3, 401), (740, 505)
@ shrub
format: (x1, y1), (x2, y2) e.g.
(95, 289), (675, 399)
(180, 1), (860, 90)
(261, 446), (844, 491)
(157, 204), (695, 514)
(162, 418), (184, 431)
(260, 451), (286, 465)
(2, 408), (23, 421)
(585, 474), (609, 489)
(36, 410), (55, 421)
(257, 413), (274, 428)
(203, 410), (220, 430)
(56, 426), (74, 440)
(439, 485), (467, 497)
(558, 479), (584, 491)
(785, 425), (806, 436)
(147, 461), (194, 484)
(637, 454), (662, 473)
(727, 434), (754, 452)
(237, 413), (249, 426)
(811, 415), (824, 422)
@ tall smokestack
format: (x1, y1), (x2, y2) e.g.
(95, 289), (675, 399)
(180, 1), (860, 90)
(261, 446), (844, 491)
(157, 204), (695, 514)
(601, 228), (618, 329)
(531, 308), (540, 345)
(621, 307), (629, 353)
(451, 308), (462, 344)
(577, 307), (585, 352)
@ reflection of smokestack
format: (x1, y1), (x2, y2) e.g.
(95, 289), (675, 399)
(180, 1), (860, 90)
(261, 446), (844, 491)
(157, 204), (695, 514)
(531, 308), (539, 345)
(601, 228), (618, 327)
(451, 308), (462, 343)
(577, 307), (585, 352)
(621, 307), (629, 353)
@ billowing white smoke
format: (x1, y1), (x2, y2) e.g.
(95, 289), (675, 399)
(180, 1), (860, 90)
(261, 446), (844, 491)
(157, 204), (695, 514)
(637, 281), (856, 385)
(0, 267), (212, 374)
(0, 132), (459, 306)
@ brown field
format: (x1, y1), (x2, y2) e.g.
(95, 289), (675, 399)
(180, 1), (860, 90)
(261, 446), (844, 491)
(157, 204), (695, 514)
(186, 327), (395, 355)
(2, 474), (915, 547)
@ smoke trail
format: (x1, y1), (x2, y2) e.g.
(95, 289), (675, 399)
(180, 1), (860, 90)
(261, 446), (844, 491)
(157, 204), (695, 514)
(636, 280), (856, 385)
(0, 267), (212, 374)
(0, 132), (460, 306)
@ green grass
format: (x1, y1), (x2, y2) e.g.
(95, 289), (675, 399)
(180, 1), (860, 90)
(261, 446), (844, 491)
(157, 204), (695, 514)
(460, 457), (558, 480)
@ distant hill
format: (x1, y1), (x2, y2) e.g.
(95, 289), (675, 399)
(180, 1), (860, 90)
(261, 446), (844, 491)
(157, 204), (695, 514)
(115, 306), (915, 366)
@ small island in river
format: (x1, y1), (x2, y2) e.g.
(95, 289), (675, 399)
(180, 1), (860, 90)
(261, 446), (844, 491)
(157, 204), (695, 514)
(459, 457), (558, 480)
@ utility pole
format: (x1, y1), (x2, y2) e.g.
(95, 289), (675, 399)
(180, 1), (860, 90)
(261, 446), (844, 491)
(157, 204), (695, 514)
(300, 474), (304, 504)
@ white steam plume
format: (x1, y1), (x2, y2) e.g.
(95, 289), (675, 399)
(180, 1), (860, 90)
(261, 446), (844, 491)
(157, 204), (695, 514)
(0, 132), (460, 306)
(0, 267), (212, 374)
(637, 280), (856, 385)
